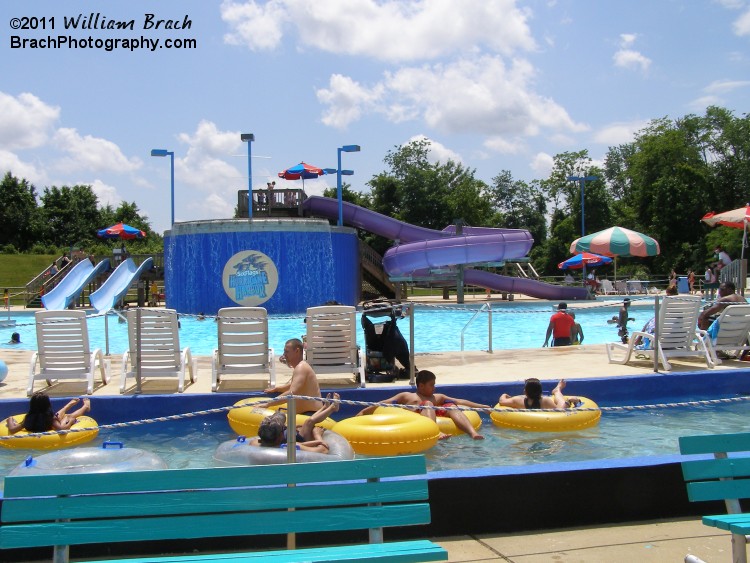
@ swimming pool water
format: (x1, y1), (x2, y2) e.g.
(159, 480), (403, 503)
(1, 399), (747, 478)
(0, 299), (660, 356)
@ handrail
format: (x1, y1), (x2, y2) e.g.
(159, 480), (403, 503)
(460, 303), (492, 353)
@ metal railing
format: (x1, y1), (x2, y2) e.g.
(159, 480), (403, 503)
(460, 303), (492, 353)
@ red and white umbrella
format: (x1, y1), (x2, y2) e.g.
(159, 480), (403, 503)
(701, 204), (750, 260)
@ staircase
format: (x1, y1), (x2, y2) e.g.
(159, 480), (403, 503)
(359, 240), (395, 300)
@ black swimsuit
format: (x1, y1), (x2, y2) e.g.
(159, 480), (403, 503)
(524, 397), (541, 410)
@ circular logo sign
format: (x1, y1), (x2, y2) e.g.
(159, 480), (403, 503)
(222, 250), (279, 306)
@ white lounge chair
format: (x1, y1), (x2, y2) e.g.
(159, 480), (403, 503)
(121, 308), (196, 393)
(29, 310), (109, 396)
(606, 295), (714, 371)
(614, 280), (629, 295)
(211, 307), (276, 391)
(700, 304), (750, 365)
(600, 279), (616, 295)
(305, 305), (365, 388)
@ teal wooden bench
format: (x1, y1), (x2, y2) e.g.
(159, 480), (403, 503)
(0, 455), (447, 563)
(680, 432), (750, 563)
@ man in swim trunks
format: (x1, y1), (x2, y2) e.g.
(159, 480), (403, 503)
(543, 302), (575, 347)
(256, 393), (340, 452)
(357, 370), (490, 440)
(264, 338), (323, 414)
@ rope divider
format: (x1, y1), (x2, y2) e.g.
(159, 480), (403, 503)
(2, 392), (749, 441)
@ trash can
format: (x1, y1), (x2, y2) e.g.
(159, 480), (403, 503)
(677, 276), (689, 294)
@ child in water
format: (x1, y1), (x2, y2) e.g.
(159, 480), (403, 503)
(5, 392), (91, 434)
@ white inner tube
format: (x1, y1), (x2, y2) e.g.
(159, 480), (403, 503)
(214, 430), (355, 466)
(9, 442), (168, 476)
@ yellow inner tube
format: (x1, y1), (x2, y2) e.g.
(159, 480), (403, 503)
(0, 415), (99, 450)
(333, 410), (440, 456)
(490, 396), (601, 432)
(374, 405), (482, 436)
(227, 397), (335, 437)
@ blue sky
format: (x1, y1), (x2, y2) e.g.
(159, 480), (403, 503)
(1, 0), (749, 233)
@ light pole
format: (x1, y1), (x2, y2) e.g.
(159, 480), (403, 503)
(337, 145), (360, 226)
(151, 149), (175, 226)
(567, 175), (598, 237)
(241, 133), (254, 218)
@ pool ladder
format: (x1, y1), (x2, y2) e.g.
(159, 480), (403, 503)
(460, 303), (492, 353)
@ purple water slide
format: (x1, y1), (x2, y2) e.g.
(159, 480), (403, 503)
(302, 196), (590, 301)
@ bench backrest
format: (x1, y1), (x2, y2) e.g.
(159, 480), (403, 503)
(679, 432), (750, 512)
(0, 455), (430, 553)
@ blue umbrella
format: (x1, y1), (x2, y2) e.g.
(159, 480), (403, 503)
(558, 252), (612, 270)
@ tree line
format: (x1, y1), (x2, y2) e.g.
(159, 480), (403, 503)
(326, 106), (750, 278)
(3, 105), (748, 277)
(0, 173), (162, 256)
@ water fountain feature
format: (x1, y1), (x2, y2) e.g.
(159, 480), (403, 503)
(164, 218), (358, 314)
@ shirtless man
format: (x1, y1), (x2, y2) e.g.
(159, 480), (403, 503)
(698, 281), (747, 330)
(357, 370), (489, 440)
(264, 338), (323, 414)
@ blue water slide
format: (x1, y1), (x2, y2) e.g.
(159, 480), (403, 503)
(42, 259), (111, 310)
(89, 257), (154, 313)
(302, 196), (590, 301)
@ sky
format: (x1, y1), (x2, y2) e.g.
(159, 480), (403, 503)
(1, 0), (749, 234)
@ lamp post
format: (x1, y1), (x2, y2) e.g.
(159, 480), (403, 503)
(567, 175), (598, 237)
(151, 149), (175, 226)
(240, 133), (254, 218)
(337, 145), (360, 226)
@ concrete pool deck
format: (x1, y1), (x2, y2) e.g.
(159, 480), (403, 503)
(0, 293), (741, 562)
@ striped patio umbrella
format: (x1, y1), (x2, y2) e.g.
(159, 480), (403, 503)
(701, 204), (750, 261)
(570, 226), (660, 280)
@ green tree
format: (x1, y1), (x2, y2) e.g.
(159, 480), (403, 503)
(0, 172), (42, 252)
(488, 170), (547, 244)
(40, 184), (102, 249)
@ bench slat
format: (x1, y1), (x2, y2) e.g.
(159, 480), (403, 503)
(679, 433), (750, 455)
(3, 456), (427, 497)
(87, 539), (447, 563)
(686, 478), (750, 503)
(703, 513), (750, 531)
(681, 457), (750, 481)
(0, 504), (431, 549)
(3, 480), (427, 522)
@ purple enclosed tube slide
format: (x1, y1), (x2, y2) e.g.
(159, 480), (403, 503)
(302, 196), (590, 301)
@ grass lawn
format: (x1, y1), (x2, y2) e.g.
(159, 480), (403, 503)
(0, 255), (57, 304)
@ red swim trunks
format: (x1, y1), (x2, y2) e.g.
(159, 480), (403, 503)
(419, 400), (457, 418)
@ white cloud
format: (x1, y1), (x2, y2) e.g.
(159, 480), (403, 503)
(530, 152), (554, 176)
(613, 49), (651, 72)
(187, 192), (236, 219)
(613, 33), (651, 72)
(0, 92), (59, 150)
(89, 179), (123, 207)
(53, 128), (141, 174)
(317, 75), (385, 129)
(0, 149), (47, 186)
(221, 0), (536, 62)
(221, 0), (286, 49)
(619, 33), (637, 47)
(484, 136), (522, 155)
(593, 120), (649, 145)
(688, 80), (750, 110)
(733, 9), (750, 35)
(406, 134), (463, 164)
(318, 55), (586, 137)
(704, 79), (750, 93)
(173, 120), (246, 220)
